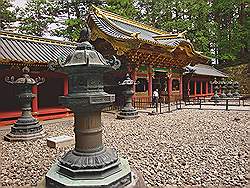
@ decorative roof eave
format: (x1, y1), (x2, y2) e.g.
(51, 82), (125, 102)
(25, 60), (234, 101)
(0, 58), (48, 67)
(0, 31), (76, 66)
(88, 12), (209, 64)
(0, 30), (76, 48)
(126, 48), (195, 69)
(193, 72), (228, 78)
(89, 17), (194, 56)
(90, 25), (208, 64)
(184, 64), (228, 78)
(89, 19), (141, 55)
(94, 8), (140, 39)
(92, 5), (167, 35)
(172, 40), (210, 64)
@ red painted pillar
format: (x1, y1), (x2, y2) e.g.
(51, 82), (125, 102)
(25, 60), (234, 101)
(32, 85), (38, 116)
(200, 81), (203, 95)
(194, 80), (197, 97)
(179, 77), (183, 99)
(188, 80), (190, 96)
(148, 66), (153, 97)
(64, 76), (69, 96)
(167, 77), (172, 97)
(206, 81), (209, 95)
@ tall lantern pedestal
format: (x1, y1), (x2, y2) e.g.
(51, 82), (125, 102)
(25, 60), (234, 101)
(4, 66), (45, 141)
(210, 78), (220, 103)
(117, 74), (139, 119)
(45, 28), (145, 188)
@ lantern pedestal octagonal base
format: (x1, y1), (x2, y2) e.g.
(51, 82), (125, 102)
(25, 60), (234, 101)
(45, 158), (136, 188)
(117, 108), (139, 119)
(220, 93), (227, 98)
(4, 117), (45, 141)
(4, 130), (45, 142)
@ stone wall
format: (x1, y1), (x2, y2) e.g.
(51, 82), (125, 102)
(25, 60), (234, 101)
(222, 63), (250, 95)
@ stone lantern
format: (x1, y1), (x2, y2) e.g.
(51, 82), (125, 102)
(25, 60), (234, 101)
(45, 27), (142, 187)
(226, 80), (233, 97)
(117, 74), (139, 119)
(220, 78), (227, 98)
(211, 78), (219, 100)
(233, 81), (240, 97)
(4, 66), (45, 141)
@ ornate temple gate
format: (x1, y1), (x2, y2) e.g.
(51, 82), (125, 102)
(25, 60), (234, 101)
(88, 7), (209, 105)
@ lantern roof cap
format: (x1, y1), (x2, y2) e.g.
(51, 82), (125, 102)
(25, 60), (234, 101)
(119, 74), (134, 86)
(63, 41), (109, 67)
(5, 66), (45, 85)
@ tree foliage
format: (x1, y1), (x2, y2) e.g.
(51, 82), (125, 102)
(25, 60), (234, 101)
(0, 0), (16, 30)
(17, 0), (56, 36)
(104, 0), (139, 19)
(49, 0), (103, 41)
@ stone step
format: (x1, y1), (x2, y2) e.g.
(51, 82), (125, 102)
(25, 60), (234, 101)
(47, 135), (74, 148)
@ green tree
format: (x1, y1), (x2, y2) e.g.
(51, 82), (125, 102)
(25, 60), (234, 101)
(135, 0), (213, 56)
(0, 0), (16, 30)
(103, 0), (139, 20)
(109, 0), (249, 65)
(212, 0), (249, 65)
(51, 0), (103, 41)
(18, 0), (56, 36)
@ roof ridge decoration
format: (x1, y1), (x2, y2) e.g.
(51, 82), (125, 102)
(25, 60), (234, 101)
(153, 31), (187, 40)
(0, 30), (77, 48)
(92, 5), (166, 35)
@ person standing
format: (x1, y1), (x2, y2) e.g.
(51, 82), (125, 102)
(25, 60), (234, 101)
(152, 89), (159, 107)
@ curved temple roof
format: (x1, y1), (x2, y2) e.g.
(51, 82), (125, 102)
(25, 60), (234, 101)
(88, 6), (209, 66)
(0, 31), (76, 67)
(185, 64), (228, 78)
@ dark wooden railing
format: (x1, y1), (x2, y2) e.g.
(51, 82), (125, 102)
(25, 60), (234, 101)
(102, 95), (250, 113)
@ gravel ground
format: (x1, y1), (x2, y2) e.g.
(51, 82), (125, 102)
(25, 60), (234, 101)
(0, 109), (249, 187)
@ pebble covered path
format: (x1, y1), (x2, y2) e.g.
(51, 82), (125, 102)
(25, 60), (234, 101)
(0, 109), (249, 187)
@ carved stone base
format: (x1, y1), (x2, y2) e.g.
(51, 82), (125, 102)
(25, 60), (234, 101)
(233, 92), (240, 97)
(227, 92), (233, 98)
(220, 93), (227, 98)
(125, 170), (147, 188)
(4, 130), (45, 141)
(39, 168), (146, 188)
(4, 118), (45, 141)
(211, 94), (220, 103)
(117, 108), (139, 119)
(57, 147), (120, 180)
(45, 158), (132, 188)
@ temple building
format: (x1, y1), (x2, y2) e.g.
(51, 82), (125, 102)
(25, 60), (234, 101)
(0, 31), (76, 126)
(1, 7), (227, 126)
(87, 6), (209, 103)
(183, 64), (228, 100)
